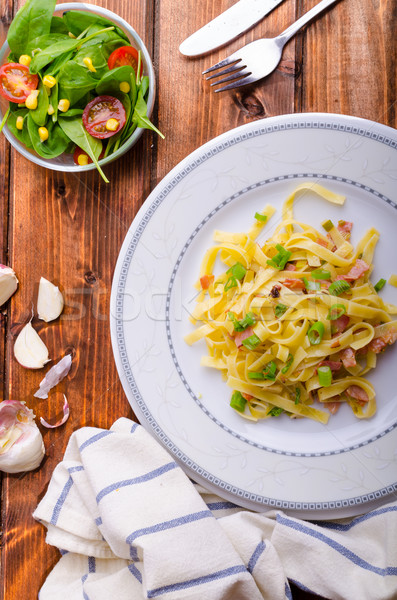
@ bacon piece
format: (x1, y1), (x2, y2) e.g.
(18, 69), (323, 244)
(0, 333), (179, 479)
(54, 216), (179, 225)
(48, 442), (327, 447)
(242, 393), (253, 401)
(234, 327), (253, 348)
(339, 347), (357, 368)
(337, 221), (353, 236)
(368, 327), (397, 354)
(285, 263), (296, 271)
(316, 237), (329, 248)
(332, 314), (350, 334)
(327, 399), (341, 414)
(200, 274), (214, 290)
(282, 278), (305, 290)
(346, 385), (369, 404)
(335, 259), (370, 282)
(317, 360), (342, 372)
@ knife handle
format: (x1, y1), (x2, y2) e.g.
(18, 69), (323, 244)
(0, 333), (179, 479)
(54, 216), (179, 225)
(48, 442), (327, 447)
(277, 0), (341, 45)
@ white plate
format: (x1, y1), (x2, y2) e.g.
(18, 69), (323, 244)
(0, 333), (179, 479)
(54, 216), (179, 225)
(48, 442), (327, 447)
(110, 113), (397, 519)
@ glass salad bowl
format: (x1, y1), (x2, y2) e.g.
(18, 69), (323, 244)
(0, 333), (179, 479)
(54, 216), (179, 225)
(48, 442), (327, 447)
(0, 2), (156, 175)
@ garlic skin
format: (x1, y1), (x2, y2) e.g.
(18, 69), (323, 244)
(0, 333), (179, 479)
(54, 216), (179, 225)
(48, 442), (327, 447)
(34, 354), (72, 399)
(14, 321), (50, 369)
(0, 265), (18, 307)
(37, 277), (64, 322)
(0, 400), (45, 473)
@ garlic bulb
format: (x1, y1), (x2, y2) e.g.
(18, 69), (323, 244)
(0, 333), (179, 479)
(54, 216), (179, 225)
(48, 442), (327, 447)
(14, 321), (50, 369)
(0, 400), (45, 473)
(37, 277), (64, 322)
(0, 265), (18, 307)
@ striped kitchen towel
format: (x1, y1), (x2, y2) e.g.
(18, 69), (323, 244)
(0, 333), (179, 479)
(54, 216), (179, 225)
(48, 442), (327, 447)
(33, 418), (397, 600)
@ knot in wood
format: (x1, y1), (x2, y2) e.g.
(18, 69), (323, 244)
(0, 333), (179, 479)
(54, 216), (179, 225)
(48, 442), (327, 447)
(238, 94), (265, 118)
(56, 182), (66, 197)
(84, 271), (98, 285)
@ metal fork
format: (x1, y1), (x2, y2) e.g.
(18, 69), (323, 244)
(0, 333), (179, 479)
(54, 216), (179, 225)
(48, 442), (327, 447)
(203, 0), (341, 92)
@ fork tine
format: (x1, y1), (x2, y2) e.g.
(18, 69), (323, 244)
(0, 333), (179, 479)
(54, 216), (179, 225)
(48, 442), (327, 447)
(210, 68), (250, 87)
(202, 56), (241, 75)
(206, 64), (247, 82)
(214, 74), (257, 93)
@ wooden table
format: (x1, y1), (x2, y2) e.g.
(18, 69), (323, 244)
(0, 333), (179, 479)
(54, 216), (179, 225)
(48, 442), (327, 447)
(0, 0), (395, 598)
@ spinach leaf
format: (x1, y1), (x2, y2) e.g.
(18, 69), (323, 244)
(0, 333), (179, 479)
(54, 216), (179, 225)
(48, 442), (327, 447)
(50, 82), (58, 122)
(73, 45), (111, 80)
(50, 16), (69, 35)
(57, 61), (97, 106)
(140, 76), (150, 98)
(62, 10), (129, 42)
(132, 89), (164, 139)
(7, 0), (56, 57)
(25, 33), (69, 55)
(7, 109), (33, 148)
(30, 80), (49, 127)
(27, 113), (70, 158)
(59, 109), (84, 118)
(0, 108), (10, 136)
(58, 117), (108, 183)
(95, 65), (136, 96)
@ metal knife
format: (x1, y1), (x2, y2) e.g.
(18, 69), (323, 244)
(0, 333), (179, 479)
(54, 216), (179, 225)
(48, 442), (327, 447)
(179, 0), (285, 57)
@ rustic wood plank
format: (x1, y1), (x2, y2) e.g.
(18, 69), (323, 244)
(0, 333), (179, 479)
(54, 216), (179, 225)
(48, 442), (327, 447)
(0, 1), (155, 598)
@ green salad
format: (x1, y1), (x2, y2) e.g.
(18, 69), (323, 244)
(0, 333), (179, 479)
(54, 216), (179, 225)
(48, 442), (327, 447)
(0, 0), (163, 182)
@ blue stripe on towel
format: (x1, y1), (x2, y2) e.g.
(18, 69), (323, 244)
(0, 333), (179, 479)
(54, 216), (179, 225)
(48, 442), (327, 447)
(288, 578), (317, 595)
(311, 505), (397, 531)
(50, 476), (73, 525)
(277, 514), (397, 576)
(206, 501), (238, 511)
(146, 565), (247, 597)
(285, 581), (293, 600)
(68, 465), (84, 474)
(95, 516), (102, 526)
(128, 563), (143, 584)
(79, 431), (113, 453)
(247, 540), (266, 573)
(130, 422), (139, 434)
(96, 461), (178, 504)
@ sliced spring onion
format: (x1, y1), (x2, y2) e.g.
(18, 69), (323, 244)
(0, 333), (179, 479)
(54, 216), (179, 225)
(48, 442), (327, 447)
(248, 360), (277, 381)
(248, 371), (265, 380)
(242, 333), (261, 350)
(268, 406), (284, 417)
(327, 303), (346, 320)
(374, 278), (386, 293)
(254, 212), (267, 223)
(281, 354), (293, 374)
(307, 321), (325, 345)
(274, 303), (288, 318)
(304, 277), (321, 291)
(322, 219), (334, 232)
(318, 365), (332, 387)
(228, 311), (256, 332)
(294, 387), (301, 404)
(328, 280), (351, 296)
(224, 262), (247, 291)
(311, 268), (331, 280)
(267, 244), (292, 270)
(230, 391), (247, 412)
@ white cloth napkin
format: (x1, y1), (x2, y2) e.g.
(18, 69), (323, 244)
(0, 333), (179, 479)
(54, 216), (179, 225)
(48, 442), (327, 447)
(34, 418), (397, 600)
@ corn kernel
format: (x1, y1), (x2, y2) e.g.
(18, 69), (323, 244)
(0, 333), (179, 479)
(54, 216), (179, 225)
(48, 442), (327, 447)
(68, 32), (76, 38)
(105, 118), (119, 131)
(38, 127), (48, 142)
(83, 57), (96, 73)
(16, 116), (24, 130)
(77, 154), (89, 166)
(119, 81), (130, 93)
(58, 99), (70, 112)
(25, 90), (40, 110)
(19, 54), (31, 67)
(47, 104), (55, 115)
(43, 75), (56, 88)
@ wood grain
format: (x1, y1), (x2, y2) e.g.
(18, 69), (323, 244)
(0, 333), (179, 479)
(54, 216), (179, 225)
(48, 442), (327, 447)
(0, 0), (395, 598)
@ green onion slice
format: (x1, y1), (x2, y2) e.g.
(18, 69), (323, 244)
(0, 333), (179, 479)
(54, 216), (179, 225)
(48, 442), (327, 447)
(318, 365), (332, 387)
(274, 303), (288, 318)
(322, 219), (334, 232)
(268, 406), (284, 417)
(307, 321), (325, 345)
(281, 354), (293, 374)
(224, 262), (247, 291)
(304, 277), (321, 291)
(254, 212), (267, 223)
(248, 371), (265, 380)
(228, 311), (256, 332)
(311, 268), (331, 280)
(327, 303), (346, 320)
(295, 387), (301, 404)
(328, 280), (351, 296)
(230, 391), (247, 412)
(266, 244), (292, 270)
(374, 278), (386, 293)
(241, 333), (261, 350)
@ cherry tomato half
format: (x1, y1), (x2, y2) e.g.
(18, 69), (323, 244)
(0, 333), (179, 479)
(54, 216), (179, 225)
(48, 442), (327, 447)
(73, 146), (105, 166)
(0, 63), (39, 103)
(107, 46), (142, 77)
(82, 95), (126, 139)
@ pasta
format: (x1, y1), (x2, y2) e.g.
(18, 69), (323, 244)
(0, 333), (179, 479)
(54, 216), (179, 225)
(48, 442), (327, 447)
(185, 184), (397, 424)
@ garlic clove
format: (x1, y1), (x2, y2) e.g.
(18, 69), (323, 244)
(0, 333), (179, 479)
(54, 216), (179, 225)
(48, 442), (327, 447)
(14, 321), (50, 369)
(0, 400), (45, 473)
(34, 354), (72, 399)
(0, 265), (18, 307)
(40, 395), (70, 429)
(37, 277), (64, 322)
